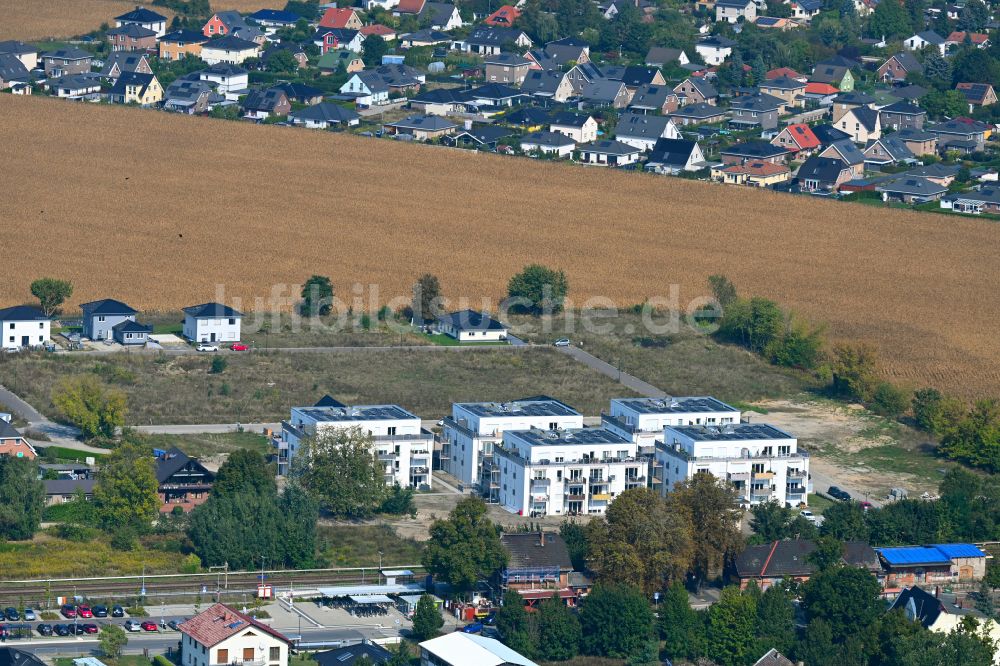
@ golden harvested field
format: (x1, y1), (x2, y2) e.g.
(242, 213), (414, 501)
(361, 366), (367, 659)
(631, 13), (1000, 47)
(0, 0), (173, 41)
(2, 95), (999, 397)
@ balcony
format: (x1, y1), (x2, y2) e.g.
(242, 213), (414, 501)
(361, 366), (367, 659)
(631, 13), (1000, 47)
(212, 660), (266, 666)
(378, 453), (395, 462)
(591, 493), (612, 501)
(786, 485), (806, 495)
(566, 494), (585, 501)
(410, 466), (429, 475)
(532, 478), (551, 486)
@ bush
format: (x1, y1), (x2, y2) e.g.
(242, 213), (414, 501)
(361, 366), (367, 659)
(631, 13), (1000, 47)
(210, 356), (227, 374)
(125, 606), (148, 617)
(870, 382), (910, 418)
(40, 611), (59, 620)
(111, 529), (139, 551)
(54, 524), (101, 542)
(154, 656), (174, 666)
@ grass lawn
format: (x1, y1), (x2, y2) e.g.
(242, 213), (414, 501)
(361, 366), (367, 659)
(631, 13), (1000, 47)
(509, 311), (815, 404)
(316, 524), (425, 568)
(37, 445), (109, 461)
(0, 348), (633, 424)
(139, 432), (270, 459)
(422, 333), (509, 347)
(804, 493), (835, 514)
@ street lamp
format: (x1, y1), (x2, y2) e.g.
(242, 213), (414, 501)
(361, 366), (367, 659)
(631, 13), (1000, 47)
(378, 551), (384, 586)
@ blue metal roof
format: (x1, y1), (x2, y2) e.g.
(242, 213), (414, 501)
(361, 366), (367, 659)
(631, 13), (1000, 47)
(877, 547), (950, 566)
(930, 544), (986, 559)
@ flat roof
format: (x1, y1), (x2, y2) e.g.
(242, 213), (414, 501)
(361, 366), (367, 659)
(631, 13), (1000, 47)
(296, 405), (417, 422)
(667, 423), (792, 441)
(613, 396), (739, 415)
(458, 400), (580, 418)
(512, 427), (630, 447)
(315, 583), (425, 597)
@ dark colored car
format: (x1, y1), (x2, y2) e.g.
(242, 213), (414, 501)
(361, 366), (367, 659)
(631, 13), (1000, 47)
(167, 620), (181, 631)
(82, 623), (99, 634)
(4, 608), (18, 621)
(74, 624), (87, 635)
(93, 605), (108, 618)
(54, 624), (71, 636)
(828, 486), (851, 501)
(60, 604), (77, 619)
(37, 624), (53, 636)
(112, 605), (125, 618)
(461, 622), (484, 634)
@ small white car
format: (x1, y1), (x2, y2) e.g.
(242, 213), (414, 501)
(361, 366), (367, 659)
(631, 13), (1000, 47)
(554, 338), (571, 347)
(196, 343), (219, 352)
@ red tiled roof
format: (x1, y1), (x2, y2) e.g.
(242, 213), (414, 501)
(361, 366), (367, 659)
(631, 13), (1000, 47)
(779, 123), (820, 150)
(946, 31), (988, 44)
(766, 67), (802, 80)
(485, 5), (521, 25)
(805, 82), (839, 95)
(395, 0), (426, 13)
(179, 603), (291, 648)
(360, 24), (397, 36)
(318, 8), (359, 28)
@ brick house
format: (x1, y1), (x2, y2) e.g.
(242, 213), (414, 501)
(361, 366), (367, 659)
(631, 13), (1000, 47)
(106, 24), (157, 52)
(156, 448), (215, 513)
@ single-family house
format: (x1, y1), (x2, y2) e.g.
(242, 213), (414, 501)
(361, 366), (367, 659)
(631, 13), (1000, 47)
(628, 83), (679, 114)
(319, 7), (365, 29)
(905, 30), (946, 55)
(359, 24), (397, 41)
(599, 0), (656, 19)
(0, 305), (50, 351)
(485, 5), (522, 26)
(771, 123), (821, 155)
(44, 477), (95, 505)
(520, 131), (576, 157)
(716, 0), (757, 23)
(810, 63), (854, 91)
(499, 532), (578, 603)
(445, 125), (517, 150)
(550, 112), (598, 143)
(728, 93), (783, 130)
(945, 31), (989, 49)
(45, 73), (102, 98)
(577, 140), (641, 167)
(318, 50), (363, 75)
(271, 82), (323, 106)
(878, 100), (926, 130)
(203, 11), (253, 38)
(888, 586), (1000, 650)
(524, 39), (590, 70)
(895, 127), (938, 156)
(695, 35), (736, 65)
(115, 5), (167, 37)
(289, 101), (361, 128)
(420, 2), (464, 30)
(668, 102), (728, 126)
(863, 135), (917, 167)
(159, 30), (208, 61)
(42, 48), (92, 76)
(720, 141), (791, 165)
(180, 603), (292, 666)
(0, 40), (38, 70)
(941, 187), (1000, 215)
(314, 645), (393, 666)
(713, 160), (791, 187)
(100, 52), (153, 80)
(199, 63), (249, 98)
(241, 86), (292, 118)
(436, 310), (509, 341)
(818, 139), (865, 178)
(831, 90), (875, 122)
(614, 113), (680, 151)
(877, 52), (922, 83)
(645, 47), (689, 67)
(734, 540), (881, 590)
(788, 0), (822, 21)
(419, 633), (537, 666)
(603, 65), (666, 93)
(837, 106), (880, 143)
(0, 418), (37, 460)
(466, 82), (524, 108)
(927, 118), (988, 153)
(876, 176), (948, 204)
(505, 106), (551, 130)
(409, 87), (467, 115)
(462, 26), (532, 55)
(901, 163), (962, 186)
(163, 79), (216, 113)
(955, 82), (997, 111)
(247, 9), (302, 30)
(182, 303), (243, 343)
(200, 35), (260, 65)
(106, 24), (157, 52)
(156, 447), (215, 512)
(398, 29), (453, 49)
(341, 64), (424, 106)
(384, 114), (457, 141)
(646, 138), (707, 174)
(485, 53), (532, 85)
(803, 82), (840, 104)
(112, 320), (153, 346)
(80, 299), (140, 341)
(314, 28), (365, 54)
(0, 54), (30, 90)
(108, 71), (163, 106)
(519, 69), (574, 102)
(797, 155), (855, 191)
(758, 75), (805, 111)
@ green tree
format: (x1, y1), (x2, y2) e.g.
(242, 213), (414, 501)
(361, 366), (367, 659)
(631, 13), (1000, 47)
(267, 48), (299, 72)
(913, 387), (944, 432)
(820, 501), (869, 541)
(300, 275), (334, 316)
(213, 449), (276, 498)
(830, 343), (879, 402)
(921, 89), (969, 119)
(411, 273), (442, 323)
(411, 594), (444, 640)
(708, 274), (738, 309)
(51, 375), (127, 439)
(497, 590), (536, 657)
(379, 483), (416, 516)
(939, 399), (1000, 472)
(422, 497), (507, 592)
(0, 457), (44, 540)
(99, 623), (128, 658)
(560, 521), (588, 571)
(801, 567), (882, 643)
(506, 264), (569, 314)
(706, 586), (758, 666)
(951, 48), (1000, 87)
(30, 277), (73, 317)
(586, 488), (694, 594)
(669, 473), (744, 583)
(868, 0), (911, 38)
(891, 622), (995, 665)
(362, 35), (388, 67)
(750, 501), (817, 542)
(579, 584), (654, 658)
(957, 0), (989, 31)
(755, 584), (795, 655)
(210, 356), (227, 374)
(984, 559), (1000, 591)
(386, 643), (412, 666)
(719, 297), (784, 354)
(94, 441), (159, 533)
(922, 50), (953, 88)
(809, 536), (846, 571)
(659, 581), (703, 661)
(794, 618), (838, 666)
(870, 382), (910, 418)
(536, 594), (581, 660)
(293, 427), (389, 518)
(768, 317), (825, 370)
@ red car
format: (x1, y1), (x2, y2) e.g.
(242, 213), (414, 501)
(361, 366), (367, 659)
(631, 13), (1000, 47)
(82, 624), (99, 634)
(60, 605), (77, 619)
(77, 605), (93, 618)
(230, 343), (249, 351)
(140, 621), (158, 632)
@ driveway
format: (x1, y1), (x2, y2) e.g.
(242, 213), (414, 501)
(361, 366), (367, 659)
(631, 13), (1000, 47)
(554, 344), (667, 398)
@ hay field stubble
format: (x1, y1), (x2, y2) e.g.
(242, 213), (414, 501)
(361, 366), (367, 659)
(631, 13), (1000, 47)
(2, 95), (999, 396)
(0, 0), (173, 41)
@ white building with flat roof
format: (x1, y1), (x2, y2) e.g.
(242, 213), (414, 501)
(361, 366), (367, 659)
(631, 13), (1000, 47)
(497, 427), (645, 517)
(440, 398), (583, 500)
(656, 423), (809, 507)
(277, 401), (432, 488)
(602, 396), (741, 448)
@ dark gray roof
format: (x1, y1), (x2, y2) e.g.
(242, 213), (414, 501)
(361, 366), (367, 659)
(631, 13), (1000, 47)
(697, 35), (736, 48)
(203, 35), (259, 51)
(44, 47), (91, 61)
(730, 93), (783, 112)
(880, 100), (925, 115)
(484, 52), (532, 66)
(914, 30), (945, 45)
(580, 78), (627, 103)
(183, 303), (243, 318)
(865, 136), (915, 162)
(101, 52), (149, 77)
(116, 6), (166, 22)
(203, 62), (247, 76)
(112, 319), (152, 334)
(753, 649), (794, 666)
(419, 1), (458, 26)
(44, 478), (97, 496)
(501, 532), (573, 571)
(888, 587), (945, 628)
(904, 163), (961, 178)
(825, 139), (865, 165)
(400, 29), (452, 43)
(242, 87), (288, 112)
(0, 53), (28, 81)
(648, 138), (698, 166)
(314, 394), (346, 408)
(165, 79), (214, 103)
(410, 86), (466, 104)
(797, 156), (851, 184)
(615, 65), (662, 86)
(721, 141), (789, 159)
(520, 69), (565, 95)
(438, 309), (507, 331)
(886, 51), (922, 73)
(928, 118), (989, 136)
(849, 106), (879, 132)
(810, 64), (849, 85)
(249, 9), (302, 24)
(107, 23), (156, 38)
(0, 305), (48, 322)
(161, 29), (208, 44)
(291, 101), (360, 124)
(272, 82), (323, 101)
(81, 299), (137, 316)
(669, 102), (725, 119)
(578, 139), (639, 155)
(0, 648), (47, 666)
(469, 82), (523, 101)
(387, 114), (457, 131)
(877, 176), (947, 196)
(834, 90), (875, 105)
(812, 124), (851, 144)
(0, 420), (22, 439)
(451, 125), (516, 144)
(629, 83), (673, 110)
(0, 41), (36, 56)
(945, 187), (1000, 205)
(314, 644), (393, 666)
(895, 127), (936, 142)
(761, 75), (804, 90)
(615, 112), (673, 139)
(215, 10), (251, 29)
(505, 107), (550, 125)
(155, 447), (213, 484)
(466, 26), (528, 47)
(522, 130), (577, 147)
(551, 112), (592, 128)
(645, 47), (684, 66)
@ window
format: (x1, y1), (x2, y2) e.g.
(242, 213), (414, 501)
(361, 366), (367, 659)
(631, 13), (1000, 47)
(98, 316), (105, 322)
(229, 318), (236, 325)
(217, 649), (228, 663)
(269, 648), (280, 662)
(39, 322), (43, 328)
(387, 426), (397, 436)
(243, 648), (254, 661)
(7, 323), (11, 329)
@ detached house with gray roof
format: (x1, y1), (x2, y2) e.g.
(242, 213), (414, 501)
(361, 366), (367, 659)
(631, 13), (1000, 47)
(242, 87), (291, 119)
(106, 23), (157, 52)
(877, 52), (922, 83)
(927, 118), (988, 153)
(668, 102), (728, 126)
(42, 48), (92, 76)
(579, 79), (630, 108)
(577, 140), (641, 167)
(0, 305), (50, 351)
(647, 138), (707, 174)
(729, 93), (783, 130)
(863, 135), (917, 168)
(115, 5), (167, 37)
(461, 26), (532, 55)
(716, 0), (757, 23)
(383, 115), (457, 141)
(80, 299), (140, 342)
(163, 79), (216, 113)
(183, 303), (243, 343)
(836, 105), (881, 143)
(289, 102), (361, 128)
(905, 30), (946, 55)
(519, 69), (573, 102)
(485, 53), (533, 85)
(520, 131), (576, 157)
(614, 112), (680, 151)
(101, 52), (152, 80)
(0, 54), (29, 90)
(876, 176), (948, 204)
(878, 100), (926, 130)
(628, 83), (679, 114)
(673, 77), (717, 105)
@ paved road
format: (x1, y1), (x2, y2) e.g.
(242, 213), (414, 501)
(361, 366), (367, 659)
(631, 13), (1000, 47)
(554, 345), (667, 398)
(134, 423), (281, 435)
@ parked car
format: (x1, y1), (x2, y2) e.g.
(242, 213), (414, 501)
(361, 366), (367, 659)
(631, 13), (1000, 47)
(124, 620), (142, 632)
(167, 619), (182, 631)
(74, 624), (87, 635)
(93, 605), (108, 618)
(554, 338), (571, 347)
(36, 624), (53, 636)
(230, 343), (249, 351)
(4, 608), (18, 621)
(60, 604), (77, 619)
(827, 486), (851, 501)
(82, 624), (99, 634)
(23, 609), (36, 621)
(54, 624), (71, 636)
(112, 605), (125, 618)
(141, 621), (158, 632)
(461, 622), (484, 634)
(77, 605), (93, 618)
(197, 343), (219, 352)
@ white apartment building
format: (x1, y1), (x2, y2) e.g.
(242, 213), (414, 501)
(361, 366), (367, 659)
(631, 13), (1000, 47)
(656, 423), (809, 507)
(276, 402), (432, 488)
(440, 398), (583, 500)
(180, 603), (291, 666)
(602, 396), (741, 449)
(0, 305), (51, 350)
(496, 427), (645, 517)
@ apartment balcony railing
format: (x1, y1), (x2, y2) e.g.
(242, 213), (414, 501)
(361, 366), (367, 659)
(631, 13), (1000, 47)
(566, 494), (586, 501)
(750, 494), (771, 503)
(410, 466), (430, 475)
(211, 660), (266, 666)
